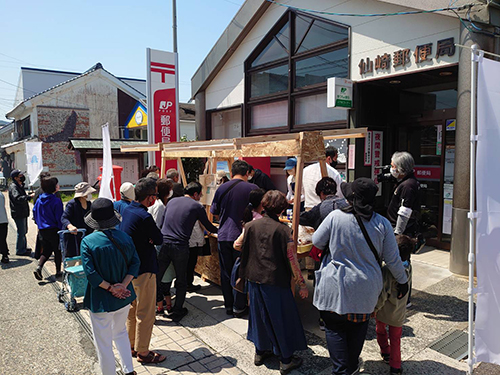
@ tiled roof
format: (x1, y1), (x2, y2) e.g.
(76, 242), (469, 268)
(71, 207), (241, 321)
(68, 138), (148, 150)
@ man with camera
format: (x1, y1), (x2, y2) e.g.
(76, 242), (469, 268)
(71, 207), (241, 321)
(382, 152), (421, 237)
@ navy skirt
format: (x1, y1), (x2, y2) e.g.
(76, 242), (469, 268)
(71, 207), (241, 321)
(247, 281), (307, 359)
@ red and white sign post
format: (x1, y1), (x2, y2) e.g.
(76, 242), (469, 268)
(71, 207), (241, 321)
(146, 48), (179, 168)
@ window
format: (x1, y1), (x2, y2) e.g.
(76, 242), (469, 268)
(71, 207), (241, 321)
(245, 11), (349, 134)
(211, 107), (242, 139)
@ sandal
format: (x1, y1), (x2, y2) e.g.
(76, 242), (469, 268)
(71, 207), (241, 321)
(164, 297), (172, 313)
(137, 351), (166, 364)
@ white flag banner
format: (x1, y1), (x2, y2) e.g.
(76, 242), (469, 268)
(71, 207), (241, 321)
(25, 142), (43, 186)
(99, 123), (114, 201)
(475, 55), (500, 365)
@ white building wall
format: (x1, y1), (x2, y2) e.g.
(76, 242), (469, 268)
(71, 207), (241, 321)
(205, 0), (459, 110)
(180, 120), (197, 141)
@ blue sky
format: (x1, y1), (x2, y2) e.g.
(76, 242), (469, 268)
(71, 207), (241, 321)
(0, 0), (245, 121)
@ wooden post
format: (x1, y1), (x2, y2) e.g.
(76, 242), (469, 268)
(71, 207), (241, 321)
(292, 155), (304, 246)
(177, 157), (188, 186)
(319, 158), (328, 178)
(227, 158), (234, 175)
(160, 151), (166, 178)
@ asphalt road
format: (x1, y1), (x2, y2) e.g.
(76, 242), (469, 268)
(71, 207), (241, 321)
(0, 222), (99, 375)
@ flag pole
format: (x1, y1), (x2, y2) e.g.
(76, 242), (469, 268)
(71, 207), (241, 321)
(467, 43), (479, 375)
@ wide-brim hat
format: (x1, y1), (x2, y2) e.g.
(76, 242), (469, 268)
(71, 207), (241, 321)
(341, 178), (378, 203)
(74, 182), (97, 198)
(84, 198), (121, 230)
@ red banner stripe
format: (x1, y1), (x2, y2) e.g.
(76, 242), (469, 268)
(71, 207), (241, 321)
(151, 62), (175, 70)
(151, 68), (175, 75)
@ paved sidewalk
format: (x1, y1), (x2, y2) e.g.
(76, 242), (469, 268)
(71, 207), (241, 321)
(7, 190), (500, 375)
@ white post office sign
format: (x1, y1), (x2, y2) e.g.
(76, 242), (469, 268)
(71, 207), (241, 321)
(327, 77), (353, 109)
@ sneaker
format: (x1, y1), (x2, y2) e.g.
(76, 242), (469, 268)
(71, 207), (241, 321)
(390, 367), (403, 374)
(171, 307), (188, 322)
(1, 255), (9, 264)
(55, 272), (63, 279)
(381, 352), (390, 364)
(319, 318), (326, 331)
(226, 308), (234, 316)
(280, 356), (303, 375)
(406, 302), (412, 308)
(187, 284), (202, 293)
(33, 268), (43, 281)
(254, 351), (273, 366)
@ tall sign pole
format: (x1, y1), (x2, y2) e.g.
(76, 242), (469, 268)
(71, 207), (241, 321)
(172, 0), (178, 53)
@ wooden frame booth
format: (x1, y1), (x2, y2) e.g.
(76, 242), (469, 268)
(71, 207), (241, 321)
(122, 128), (367, 284)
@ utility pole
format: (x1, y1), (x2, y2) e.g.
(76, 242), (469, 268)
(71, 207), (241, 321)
(172, 0), (178, 53)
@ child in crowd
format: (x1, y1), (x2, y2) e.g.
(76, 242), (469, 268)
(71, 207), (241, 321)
(374, 234), (414, 375)
(233, 188), (265, 251)
(32, 177), (64, 280)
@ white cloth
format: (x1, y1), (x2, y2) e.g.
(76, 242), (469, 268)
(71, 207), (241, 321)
(25, 142), (43, 186)
(286, 174), (305, 203)
(89, 304), (134, 375)
(302, 163), (344, 209)
(189, 201), (205, 248)
(148, 199), (166, 228)
(99, 123), (114, 201)
(475, 55), (500, 365)
(0, 194), (8, 224)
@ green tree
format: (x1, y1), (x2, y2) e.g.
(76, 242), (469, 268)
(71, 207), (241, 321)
(180, 135), (205, 183)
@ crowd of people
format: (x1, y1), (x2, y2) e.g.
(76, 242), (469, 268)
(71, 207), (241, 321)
(2, 148), (421, 375)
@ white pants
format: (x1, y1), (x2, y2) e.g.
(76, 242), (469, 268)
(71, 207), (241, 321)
(90, 304), (134, 375)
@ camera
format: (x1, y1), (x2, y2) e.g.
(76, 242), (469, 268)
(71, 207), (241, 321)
(377, 165), (397, 183)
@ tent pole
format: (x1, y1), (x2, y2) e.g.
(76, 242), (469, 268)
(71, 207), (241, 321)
(467, 43), (479, 375)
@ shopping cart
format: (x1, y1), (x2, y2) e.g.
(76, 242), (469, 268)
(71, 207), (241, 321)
(57, 229), (87, 312)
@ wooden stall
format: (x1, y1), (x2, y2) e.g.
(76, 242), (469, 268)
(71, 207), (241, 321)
(122, 128), (367, 284)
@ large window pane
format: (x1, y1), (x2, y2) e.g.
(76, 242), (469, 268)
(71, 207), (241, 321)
(250, 64), (288, 98)
(295, 47), (348, 88)
(211, 108), (242, 139)
(251, 101), (288, 130)
(251, 22), (290, 67)
(296, 15), (348, 53)
(294, 93), (347, 125)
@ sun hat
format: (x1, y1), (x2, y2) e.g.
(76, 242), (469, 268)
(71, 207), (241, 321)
(340, 177), (378, 220)
(74, 182), (96, 198)
(284, 158), (297, 171)
(120, 182), (135, 201)
(84, 198), (121, 230)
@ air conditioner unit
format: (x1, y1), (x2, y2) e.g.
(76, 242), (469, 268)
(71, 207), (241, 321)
(11, 132), (18, 141)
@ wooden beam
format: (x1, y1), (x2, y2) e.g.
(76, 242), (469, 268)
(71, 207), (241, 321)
(319, 158), (328, 178)
(292, 155), (304, 248)
(234, 133), (300, 148)
(320, 127), (367, 140)
(177, 157), (188, 186)
(160, 155), (166, 178)
(121, 144), (160, 153)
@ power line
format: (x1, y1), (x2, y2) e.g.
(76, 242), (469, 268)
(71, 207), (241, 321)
(265, 0), (480, 17)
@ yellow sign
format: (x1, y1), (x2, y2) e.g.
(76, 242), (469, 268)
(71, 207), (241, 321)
(126, 103), (148, 129)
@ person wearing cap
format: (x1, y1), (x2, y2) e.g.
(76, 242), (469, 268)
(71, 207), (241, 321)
(114, 182), (135, 216)
(80, 198), (140, 375)
(61, 182), (96, 257)
(312, 178), (409, 375)
(33, 177), (64, 280)
(284, 157), (304, 211)
(8, 169), (34, 256)
(216, 170), (229, 186)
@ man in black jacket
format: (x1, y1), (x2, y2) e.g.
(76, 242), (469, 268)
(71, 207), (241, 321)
(247, 165), (276, 191)
(8, 169), (34, 256)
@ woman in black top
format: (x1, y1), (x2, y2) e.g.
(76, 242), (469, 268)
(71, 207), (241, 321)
(61, 182), (96, 257)
(239, 190), (308, 374)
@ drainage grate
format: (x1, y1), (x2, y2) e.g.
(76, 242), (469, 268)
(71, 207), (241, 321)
(429, 329), (469, 360)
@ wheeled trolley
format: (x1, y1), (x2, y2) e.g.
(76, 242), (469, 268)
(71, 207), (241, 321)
(57, 229), (87, 312)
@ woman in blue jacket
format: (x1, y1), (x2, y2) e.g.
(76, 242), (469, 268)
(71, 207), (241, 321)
(33, 177), (64, 280)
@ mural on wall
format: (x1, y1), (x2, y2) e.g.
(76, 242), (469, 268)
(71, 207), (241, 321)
(37, 107), (89, 178)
